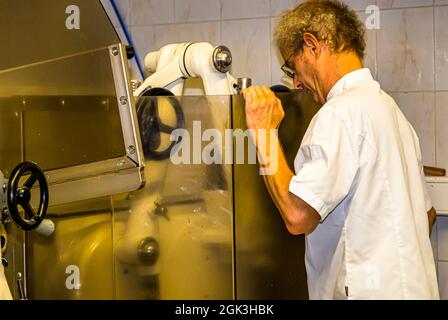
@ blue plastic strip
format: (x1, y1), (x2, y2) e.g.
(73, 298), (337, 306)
(110, 0), (145, 79)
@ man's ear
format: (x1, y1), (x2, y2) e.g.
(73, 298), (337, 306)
(303, 32), (320, 57)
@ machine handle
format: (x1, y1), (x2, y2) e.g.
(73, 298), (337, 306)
(16, 275), (26, 300)
(424, 166), (446, 177)
(34, 219), (55, 237)
(126, 45), (135, 59)
(6, 162), (49, 231)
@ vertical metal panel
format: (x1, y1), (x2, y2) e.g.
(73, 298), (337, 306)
(232, 91), (320, 299)
(26, 197), (115, 299)
(0, 0), (119, 71)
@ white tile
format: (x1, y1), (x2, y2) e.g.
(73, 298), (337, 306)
(356, 11), (378, 79)
(437, 216), (448, 261)
(114, 26), (128, 44)
(344, 0), (377, 11)
(435, 6), (448, 90)
(128, 59), (144, 80)
(131, 22), (221, 65)
(222, 19), (271, 86)
(436, 92), (448, 170)
(377, 8), (434, 91)
(221, 0), (270, 20)
(175, 0), (220, 22)
(130, 25), (156, 63)
(270, 17), (293, 87)
(130, 0), (174, 25)
(390, 92), (436, 166)
(378, 0), (434, 8)
(270, 0), (303, 16)
(438, 261), (448, 299)
(100, 0), (130, 27)
(271, 46), (291, 87)
(435, 0), (448, 4)
(271, 0), (375, 16)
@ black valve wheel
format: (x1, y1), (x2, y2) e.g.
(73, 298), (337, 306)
(136, 88), (185, 160)
(7, 162), (49, 231)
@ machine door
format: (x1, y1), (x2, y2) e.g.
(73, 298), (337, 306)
(0, 44), (145, 299)
(232, 91), (320, 299)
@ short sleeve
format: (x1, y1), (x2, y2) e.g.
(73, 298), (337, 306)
(289, 108), (359, 221)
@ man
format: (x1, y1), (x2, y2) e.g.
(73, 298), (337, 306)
(243, 0), (439, 299)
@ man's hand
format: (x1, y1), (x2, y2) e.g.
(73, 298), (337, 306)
(428, 207), (436, 235)
(242, 86), (285, 131)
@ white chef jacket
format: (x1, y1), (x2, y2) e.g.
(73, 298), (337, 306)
(289, 68), (439, 300)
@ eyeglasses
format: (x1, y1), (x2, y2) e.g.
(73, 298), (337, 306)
(281, 63), (295, 79)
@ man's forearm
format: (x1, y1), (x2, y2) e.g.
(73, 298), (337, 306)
(256, 133), (320, 235)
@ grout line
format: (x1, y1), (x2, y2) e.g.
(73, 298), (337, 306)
(375, 0), (379, 81)
(219, 19), (223, 45)
(131, 15), (277, 27)
(269, 0), (273, 86)
(434, 5), (438, 166)
(127, 3), (448, 27)
(378, 4), (448, 10)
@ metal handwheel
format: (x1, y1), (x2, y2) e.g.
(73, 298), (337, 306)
(136, 88), (185, 160)
(6, 161), (49, 231)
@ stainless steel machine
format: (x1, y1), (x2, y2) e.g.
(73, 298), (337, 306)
(0, 0), (321, 299)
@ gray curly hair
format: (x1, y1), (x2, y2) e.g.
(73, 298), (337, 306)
(275, 0), (366, 60)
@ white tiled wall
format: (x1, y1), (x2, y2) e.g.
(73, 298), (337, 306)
(103, 0), (448, 299)
(435, 6), (448, 90)
(438, 216), (448, 299)
(221, 18), (271, 85)
(377, 7), (434, 92)
(437, 93), (448, 170)
(390, 92), (436, 166)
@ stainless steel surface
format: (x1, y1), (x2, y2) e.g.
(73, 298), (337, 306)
(109, 44), (144, 167)
(0, 46), (145, 206)
(237, 78), (252, 93)
(0, 0), (148, 300)
(0, 0), (119, 71)
(232, 91), (320, 299)
(121, 95), (234, 299)
(26, 197), (115, 299)
(22, 92), (319, 300)
(25, 96), (234, 300)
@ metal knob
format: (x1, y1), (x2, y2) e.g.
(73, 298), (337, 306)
(137, 237), (160, 266)
(212, 45), (232, 73)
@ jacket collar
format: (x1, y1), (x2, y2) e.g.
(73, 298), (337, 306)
(326, 68), (373, 101)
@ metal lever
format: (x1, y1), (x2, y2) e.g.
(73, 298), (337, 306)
(16, 272), (26, 300)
